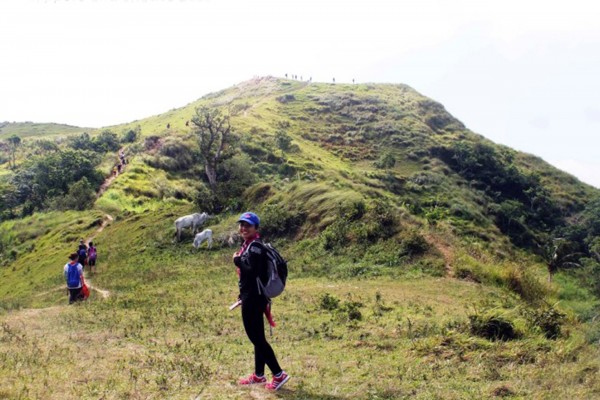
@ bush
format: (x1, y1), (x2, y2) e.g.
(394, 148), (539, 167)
(523, 304), (565, 339)
(93, 130), (120, 152)
(320, 293), (340, 311)
(121, 126), (140, 143)
(243, 183), (274, 205)
(374, 152), (396, 169)
(49, 177), (96, 211)
(398, 230), (429, 258)
(469, 313), (519, 341)
(156, 137), (197, 172)
(260, 203), (306, 238)
(505, 266), (548, 303)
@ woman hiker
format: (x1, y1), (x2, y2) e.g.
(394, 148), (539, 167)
(233, 212), (290, 391)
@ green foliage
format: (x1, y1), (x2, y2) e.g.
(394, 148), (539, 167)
(259, 202), (306, 238)
(68, 130), (120, 153)
(5, 135), (21, 169)
(523, 303), (566, 339)
(120, 125), (140, 143)
(93, 130), (121, 152)
(504, 265), (548, 304)
(469, 312), (520, 341)
(319, 292), (340, 310)
(374, 152), (396, 169)
(318, 292), (363, 321)
(433, 141), (563, 248)
(397, 229), (429, 258)
(274, 129), (292, 152)
(191, 106), (239, 191)
(48, 177), (96, 211)
(143, 136), (197, 172)
(10, 149), (103, 215)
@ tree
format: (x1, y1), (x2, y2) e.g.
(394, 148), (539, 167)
(121, 125), (141, 143)
(11, 149), (103, 213)
(6, 135), (21, 169)
(540, 238), (584, 282)
(191, 107), (238, 191)
(93, 130), (120, 152)
(69, 132), (94, 151)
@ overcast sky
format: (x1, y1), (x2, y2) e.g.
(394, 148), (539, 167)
(1, 0), (599, 188)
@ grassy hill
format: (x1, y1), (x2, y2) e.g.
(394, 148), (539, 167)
(0, 121), (90, 140)
(0, 77), (599, 399)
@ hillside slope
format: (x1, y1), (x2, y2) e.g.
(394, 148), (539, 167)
(0, 77), (599, 399)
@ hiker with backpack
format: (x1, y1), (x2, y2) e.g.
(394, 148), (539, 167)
(64, 252), (84, 304)
(233, 212), (290, 391)
(87, 242), (97, 274)
(77, 241), (87, 271)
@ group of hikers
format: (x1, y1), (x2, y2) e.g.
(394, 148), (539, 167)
(112, 150), (128, 176)
(63, 239), (97, 304)
(62, 211), (290, 391)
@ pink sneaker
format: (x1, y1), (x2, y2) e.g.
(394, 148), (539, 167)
(239, 373), (267, 385)
(266, 371), (290, 391)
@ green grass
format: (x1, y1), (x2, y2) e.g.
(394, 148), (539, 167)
(1, 241), (599, 399)
(1, 201), (599, 399)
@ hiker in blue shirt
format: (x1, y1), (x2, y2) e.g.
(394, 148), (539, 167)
(64, 252), (84, 304)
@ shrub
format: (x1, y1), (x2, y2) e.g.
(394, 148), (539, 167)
(144, 135), (162, 151)
(342, 301), (363, 321)
(469, 313), (519, 341)
(276, 94), (296, 103)
(320, 293), (340, 311)
(374, 152), (396, 169)
(505, 266), (548, 303)
(121, 126), (140, 143)
(243, 183), (273, 205)
(398, 230), (429, 258)
(259, 203), (306, 238)
(274, 130), (293, 152)
(523, 304), (565, 339)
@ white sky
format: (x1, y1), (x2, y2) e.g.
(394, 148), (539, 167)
(1, 0), (599, 188)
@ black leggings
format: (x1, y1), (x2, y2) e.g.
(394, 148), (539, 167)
(241, 296), (282, 376)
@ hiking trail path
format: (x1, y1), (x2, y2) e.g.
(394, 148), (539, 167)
(34, 151), (127, 301)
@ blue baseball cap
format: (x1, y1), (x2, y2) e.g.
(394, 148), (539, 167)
(237, 212), (260, 227)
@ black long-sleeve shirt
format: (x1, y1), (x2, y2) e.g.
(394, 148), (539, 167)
(234, 239), (269, 301)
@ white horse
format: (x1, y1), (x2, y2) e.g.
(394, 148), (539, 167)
(193, 229), (213, 249)
(174, 212), (209, 241)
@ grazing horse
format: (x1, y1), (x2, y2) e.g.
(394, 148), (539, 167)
(174, 212), (209, 241)
(193, 229), (213, 249)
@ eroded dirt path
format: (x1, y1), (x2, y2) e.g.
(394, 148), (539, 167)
(83, 214), (113, 299)
(426, 233), (455, 278)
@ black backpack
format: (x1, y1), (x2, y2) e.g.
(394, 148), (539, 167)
(251, 241), (288, 298)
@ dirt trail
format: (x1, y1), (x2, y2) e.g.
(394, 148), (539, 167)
(426, 233), (455, 278)
(83, 213), (114, 299)
(84, 148), (127, 297)
(97, 147), (127, 198)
